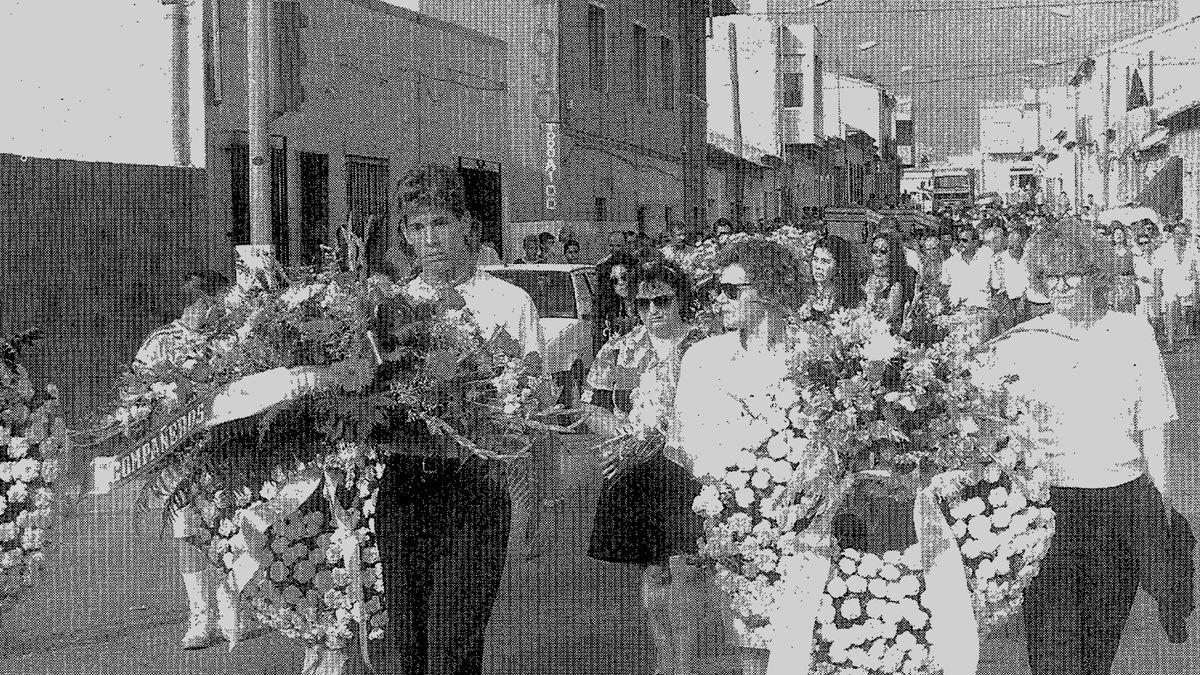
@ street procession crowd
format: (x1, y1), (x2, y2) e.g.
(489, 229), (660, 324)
(0, 164), (1194, 675)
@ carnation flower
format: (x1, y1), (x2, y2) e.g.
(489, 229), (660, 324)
(846, 575), (868, 594)
(7, 437), (29, 460)
(840, 597), (863, 620)
(826, 576), (848, 598)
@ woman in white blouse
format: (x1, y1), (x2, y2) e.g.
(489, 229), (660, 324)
(672, 238), (809, 675)
(979, 219), (1177, 675)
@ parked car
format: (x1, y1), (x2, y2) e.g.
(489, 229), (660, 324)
(482, 264), (597, 406)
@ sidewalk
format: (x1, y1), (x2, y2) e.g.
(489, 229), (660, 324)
(1, 353), (1199, 674)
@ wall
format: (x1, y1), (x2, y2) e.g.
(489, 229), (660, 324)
(204, 0), (508, 270)
(0, 154), (210, 425)
(424, 0), (705, 236)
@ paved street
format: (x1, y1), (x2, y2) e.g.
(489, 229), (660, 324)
(1, 348), (1200, 675)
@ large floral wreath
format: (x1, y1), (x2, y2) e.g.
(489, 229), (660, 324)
(692, 308), (1054, 674)
(88, 244), (567, 672)
(0, 330), (65, 616)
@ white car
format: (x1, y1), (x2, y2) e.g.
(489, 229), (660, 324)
(482, 264), (597, 405)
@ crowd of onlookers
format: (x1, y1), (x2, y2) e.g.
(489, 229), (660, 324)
(573, 203), (1200, 355)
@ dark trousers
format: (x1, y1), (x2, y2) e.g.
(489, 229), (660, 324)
(374, 456), (512, 675)
(1023, 476), (1145, 675)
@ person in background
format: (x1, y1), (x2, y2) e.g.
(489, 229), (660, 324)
(864, 230), (917, 334)
(714, 218), (734, 238)
(809, 234), (865, 317)
(591, 251), (641, 412)
(140, 271), (244, 651)
(514, 233), (544, 264)
(661, 223), (692, 263)
(940, 225), (995, 342)
(986, 223), (1010, 334)
(539, 232), (563, 263)
(978, 218), (1180, 675)
(563, 239), (582, 265)
(1135, 233), (1159, 325)
(1153, 221), (1199, 352)
(468, 218), (502, 266)
(994, 224), (1030, 328)
(1110, 225), (1139, 313)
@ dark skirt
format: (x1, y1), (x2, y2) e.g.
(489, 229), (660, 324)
(588, 452), (704, 566)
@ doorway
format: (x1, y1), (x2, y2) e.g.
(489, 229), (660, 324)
(299, 152), (328, 265)
(459, 163), (502, 258)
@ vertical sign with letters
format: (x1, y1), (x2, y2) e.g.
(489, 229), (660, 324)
(530, 0), (560, 217)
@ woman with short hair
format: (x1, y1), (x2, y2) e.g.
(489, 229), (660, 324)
(584, 259), (707, 675)
(977, 219), (1179, 675)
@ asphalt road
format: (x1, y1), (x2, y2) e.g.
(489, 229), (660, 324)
(2, 347), (1200, 675)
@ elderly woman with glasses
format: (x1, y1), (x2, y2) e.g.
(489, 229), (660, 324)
(976, 219), (1179, 675)
(583, 259), (708, 675)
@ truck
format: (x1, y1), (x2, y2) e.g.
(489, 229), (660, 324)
(929, 168), (977, 213)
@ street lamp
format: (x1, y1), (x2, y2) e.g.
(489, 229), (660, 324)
(898, 65), (913, 75)
(1029, 59), (1049, 67)
(1048, 7), (1072, 18)
(814, 0), (833, 6)
(858, 40), (879, 52)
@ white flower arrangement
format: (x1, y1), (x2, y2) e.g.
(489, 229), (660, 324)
(0, 334), (63, 616)
(192, 441), (386, 651)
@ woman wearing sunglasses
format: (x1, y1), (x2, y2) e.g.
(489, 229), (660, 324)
(590, 251), (641, 412)
(583, 259), (708, 675)
(863, 230), (917, 334)
(673, 238), (810, 675)
(977, 219), (1179, 675)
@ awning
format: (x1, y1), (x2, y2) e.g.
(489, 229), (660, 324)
(1139, 127), (1170, 152)
(1135, 155), (1184, 221)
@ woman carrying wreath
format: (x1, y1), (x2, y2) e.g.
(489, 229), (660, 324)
(976, 219), (1183, 675)
(672, 238), (810, 675)
(583, 258), (707, 675)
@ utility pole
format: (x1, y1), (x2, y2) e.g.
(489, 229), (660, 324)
(247, 0), (272, 248)
(163, 0), (190, 166)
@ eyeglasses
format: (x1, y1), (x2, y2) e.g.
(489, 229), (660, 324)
(717, 283), (751, 300)
(957, 237), (975, 244)
(871, 245), (890, 255)
(1044, 273), (1085, 290)
(610, 274), (628, 284)
(635, 294), (677, 312)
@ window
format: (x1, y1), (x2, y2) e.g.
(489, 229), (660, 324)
(659, 35), (674, 110)
(633, 24), (648, 104)
(487, 270), (579, 319)
(781, 55), (803, 108)
(588, 4), (607, 92)
(273, 1), (306, 114)
(595, 196), (608, 222)
(636, 206), (647, 228)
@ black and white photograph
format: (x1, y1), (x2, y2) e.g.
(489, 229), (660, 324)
(0, 0), (1197, 673)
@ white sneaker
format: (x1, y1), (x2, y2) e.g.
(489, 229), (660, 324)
(181, 571), (214, 650)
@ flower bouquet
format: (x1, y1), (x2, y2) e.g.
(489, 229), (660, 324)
(0, 329), (65, 617)
(693, 309), (1055, 674)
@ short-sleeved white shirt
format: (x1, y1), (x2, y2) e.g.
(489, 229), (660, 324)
(977, 311), (1176, 489)
(940, 248), (994, 309)
(671, 331), (802, 479)
(1152, 241), (1200, 298)
(995, 250), (1029, 301)
(407, 269), (544, 357)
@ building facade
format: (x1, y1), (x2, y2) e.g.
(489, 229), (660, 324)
(422, 0), (709, 260)
(977, 86), (1074, 207)
(202, 0), (508, 269)
(821, 73), (901, 208)
(1064, 13), (1200, 222)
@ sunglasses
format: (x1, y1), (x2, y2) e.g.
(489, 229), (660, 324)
(717, 283), (751, 300)
(957, 237), (976, 243)
(871, 245), (890, 254)
(610, 274), (628, 284)
(635, 294), (677, 312)
(1044, 274), (1085, 290)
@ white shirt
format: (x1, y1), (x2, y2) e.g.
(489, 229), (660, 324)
(407, 269), (544, 357)
(976, 311), (1176, 489)
(1152, 241), (1199, 297)
(671, 331), (803, 479)
(478, 245), (502, 266)
(995, 250), (1028, 301)
(939, 248), (994, 309)
(905, 247), (923, 276)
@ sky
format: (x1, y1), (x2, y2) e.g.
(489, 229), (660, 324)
(0, 0), (1181, 166)
(762, 0), (1180, 160)
(0, 0), (416, 167)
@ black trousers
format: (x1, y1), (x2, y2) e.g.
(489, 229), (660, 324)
(373, 456), (512, 675)
(1023, 476), (1146, 675)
